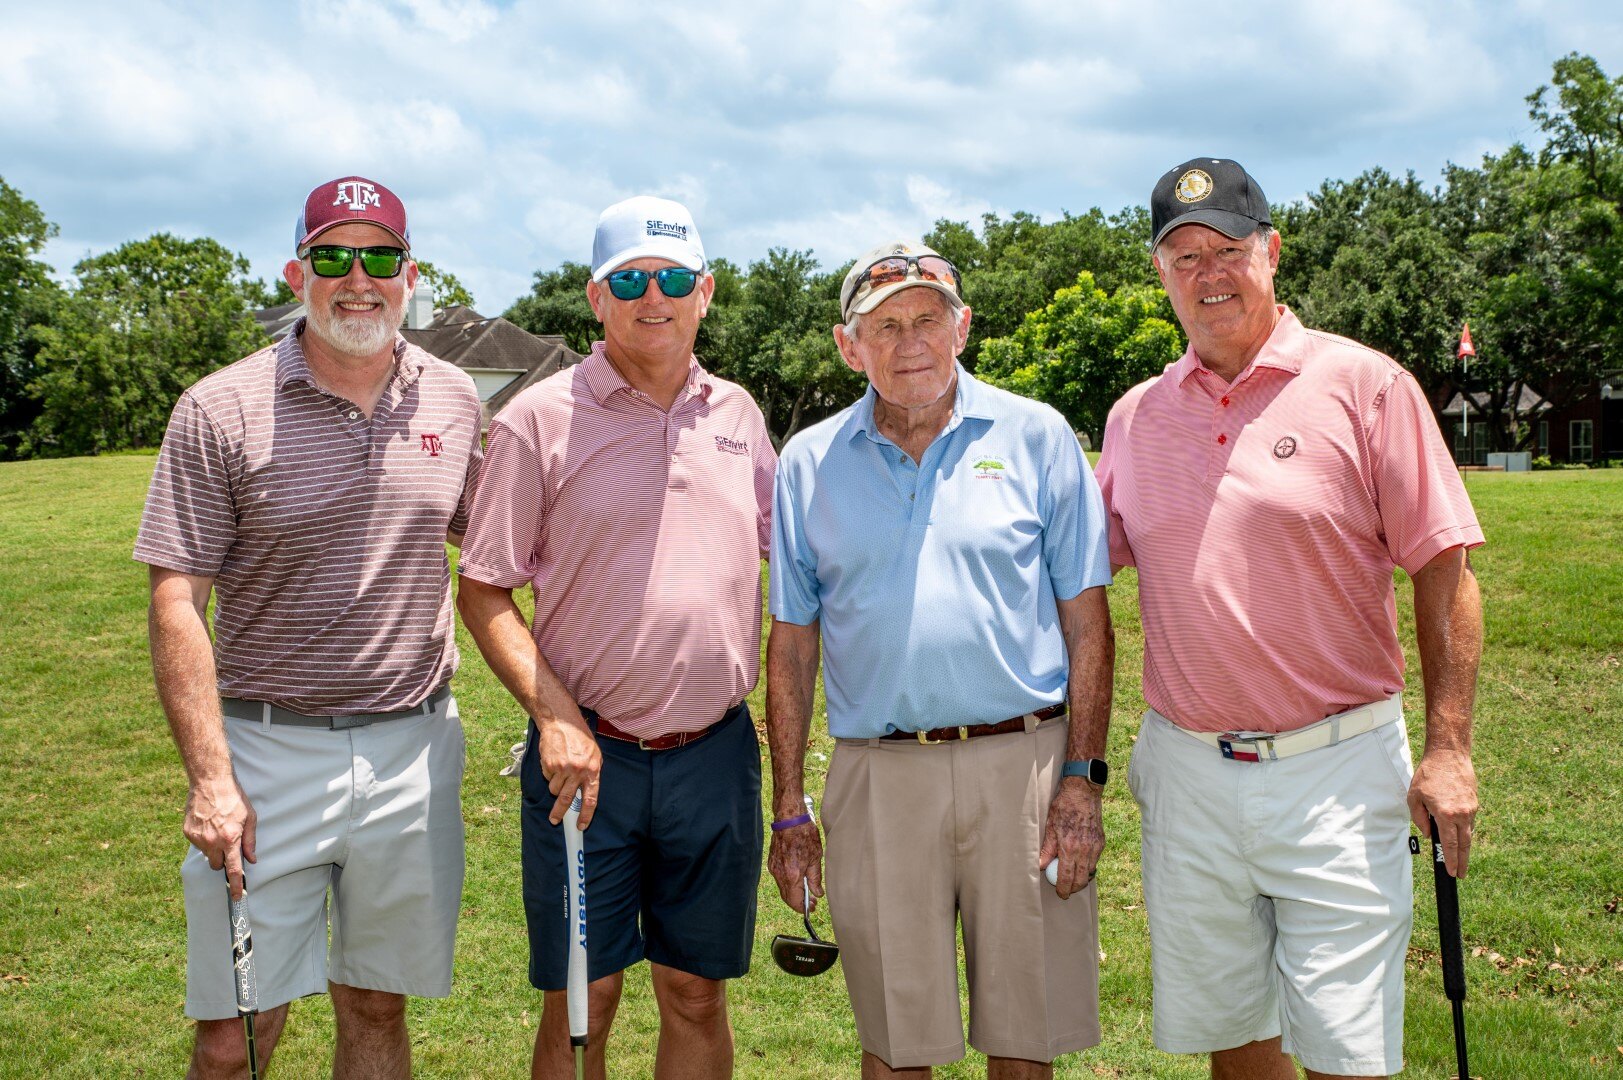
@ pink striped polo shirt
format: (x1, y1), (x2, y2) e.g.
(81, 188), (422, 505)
(457, 342), (775, 739)
(1096, 307), (1483, 734)
(134, 321), (484, 714)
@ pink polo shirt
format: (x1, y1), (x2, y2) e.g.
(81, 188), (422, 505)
(457, 343), (775, 739)
(1096, 307), (1483, 733)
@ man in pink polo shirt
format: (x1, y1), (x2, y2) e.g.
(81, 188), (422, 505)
(1096, 158), (1484, 1080)
(137, 177), (482, 1078)
(457, 196), (775, 1079)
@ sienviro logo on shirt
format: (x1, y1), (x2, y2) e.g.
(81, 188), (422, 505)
(973, 457), (1006, 480)
(714, 435), (749, 456)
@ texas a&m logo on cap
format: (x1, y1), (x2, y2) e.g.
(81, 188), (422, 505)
(295, 175), (410, 252)
(334, 180), (383, 212)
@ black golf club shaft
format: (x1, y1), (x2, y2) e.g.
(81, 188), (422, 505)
(1429, 816), (1469, 1079)
(225, 870), (261, 1080)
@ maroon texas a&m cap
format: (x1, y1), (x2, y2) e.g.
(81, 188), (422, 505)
(294, 176), (410, 252)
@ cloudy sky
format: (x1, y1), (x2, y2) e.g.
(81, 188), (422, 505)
(3, 0), (1621, 314)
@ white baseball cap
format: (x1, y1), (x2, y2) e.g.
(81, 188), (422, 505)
(591, 196), (706, 281)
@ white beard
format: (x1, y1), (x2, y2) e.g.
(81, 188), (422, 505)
(306, 289), (403, 357)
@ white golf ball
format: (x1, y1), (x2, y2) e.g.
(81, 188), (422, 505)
(1044, 860), (1059, 886)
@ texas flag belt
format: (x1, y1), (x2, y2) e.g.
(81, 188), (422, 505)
(1175, 695), (1404, 762)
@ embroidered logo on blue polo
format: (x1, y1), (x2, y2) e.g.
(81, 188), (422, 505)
(714, 435), (749, 456)
(973, 457), (1007, 480)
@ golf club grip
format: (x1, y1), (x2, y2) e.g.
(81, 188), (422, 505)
(1429, 818), (1467, 1003)
(226, 881), (259, 1014)
(563, 791), (588, 1043)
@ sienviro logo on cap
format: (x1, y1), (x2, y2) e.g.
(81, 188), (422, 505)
(334, 180), (383, 212)
(647, 219), (688, 240)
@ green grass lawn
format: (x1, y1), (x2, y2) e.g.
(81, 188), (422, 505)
(0, 455), (1619, 1077)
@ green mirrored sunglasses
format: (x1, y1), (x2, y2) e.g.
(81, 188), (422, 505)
(303, 245), (408, 279)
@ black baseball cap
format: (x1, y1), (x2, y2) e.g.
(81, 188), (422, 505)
(1150, 157), (1271, 249)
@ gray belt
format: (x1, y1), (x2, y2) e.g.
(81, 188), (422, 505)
(221, 684), (452, 730)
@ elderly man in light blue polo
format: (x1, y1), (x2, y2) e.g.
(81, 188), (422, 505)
(763, 240), (1116, 1079)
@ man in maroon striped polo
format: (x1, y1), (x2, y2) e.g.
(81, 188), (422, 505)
(457, 195), (776, 1080)
(136, 177), (482, 1079)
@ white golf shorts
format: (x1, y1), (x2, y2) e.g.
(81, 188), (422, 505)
(1128, 703), (1413, 1076)
(181, 695), (465, 1020)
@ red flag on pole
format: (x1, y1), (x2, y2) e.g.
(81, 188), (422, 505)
(1458, 323), (1475, 358)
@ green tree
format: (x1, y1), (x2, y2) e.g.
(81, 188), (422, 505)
(977, 271), (1182, 446)
(25, 233), (267, 457)
(1274, 168), (1475, 413)
(503, 261), (598, 354)
(705, 248), (860, 447)
(415, 259), (476, 310)
(0, 177), (60, 458)
(926, 208), (1154, 367)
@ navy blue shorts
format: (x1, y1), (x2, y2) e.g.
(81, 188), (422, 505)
(521, 703), (762, 989)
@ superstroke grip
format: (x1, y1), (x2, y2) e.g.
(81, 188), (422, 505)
(227, 884), (259, 1014)
(562, 790), (588, 1047)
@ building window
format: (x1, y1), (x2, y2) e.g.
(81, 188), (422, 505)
(1538, 420), (1549, 457)
(1570, 419), (1593, 462)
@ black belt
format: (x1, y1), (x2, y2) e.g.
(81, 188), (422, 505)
(880, 702), (1067, 744)
(221, 685), (451, 729)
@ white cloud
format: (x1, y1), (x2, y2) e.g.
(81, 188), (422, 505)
(2, 0), (1621, 314)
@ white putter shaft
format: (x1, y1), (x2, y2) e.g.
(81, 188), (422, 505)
(562, 790), (588, 1072)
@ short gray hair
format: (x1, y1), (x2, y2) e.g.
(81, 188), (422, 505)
(1151, 222), (1274, 267)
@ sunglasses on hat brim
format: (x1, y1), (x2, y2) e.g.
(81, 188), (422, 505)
(605, 266), (701, 301)
(848, 254), (961, 312)
(771, 881), (839, 977)
(303, 245), (408, 279)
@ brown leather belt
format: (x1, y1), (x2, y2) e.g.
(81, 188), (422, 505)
(588, 701), (746, 751)
(880, 702), (1066, 745)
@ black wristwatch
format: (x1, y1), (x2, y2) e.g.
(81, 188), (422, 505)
(1061, 758), (1109, 787)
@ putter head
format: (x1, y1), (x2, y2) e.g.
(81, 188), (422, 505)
(771, 908), (839, 977)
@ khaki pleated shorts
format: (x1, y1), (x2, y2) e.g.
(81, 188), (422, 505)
(823, 718), (1101, 1069)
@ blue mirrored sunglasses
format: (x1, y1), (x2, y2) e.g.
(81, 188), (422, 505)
(605, 266), (701, 300)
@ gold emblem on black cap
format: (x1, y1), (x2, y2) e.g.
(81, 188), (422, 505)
(1174, 169), (1213, 204)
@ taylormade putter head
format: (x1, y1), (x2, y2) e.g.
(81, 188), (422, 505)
(772, 881), (839, 977)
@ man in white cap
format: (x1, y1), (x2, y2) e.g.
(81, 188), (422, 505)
(766, 240), (1115, 1078)
(458, 196), (776, 1079)
(137, 176), (482, 1078)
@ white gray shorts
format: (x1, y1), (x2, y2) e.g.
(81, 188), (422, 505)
(182, 694), (465, 1020)
(1128, 703), (1414, 1076)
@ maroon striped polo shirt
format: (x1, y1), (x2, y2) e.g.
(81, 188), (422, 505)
(457, 343), (775, 739)
(134, 320), (483, 714)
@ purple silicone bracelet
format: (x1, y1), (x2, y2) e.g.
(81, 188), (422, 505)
(771, 813), (814, 832)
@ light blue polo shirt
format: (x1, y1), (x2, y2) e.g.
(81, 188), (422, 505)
(770, 365), (1111, 739)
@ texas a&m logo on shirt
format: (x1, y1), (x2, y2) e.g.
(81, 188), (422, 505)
(420, 433), (444, 457)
